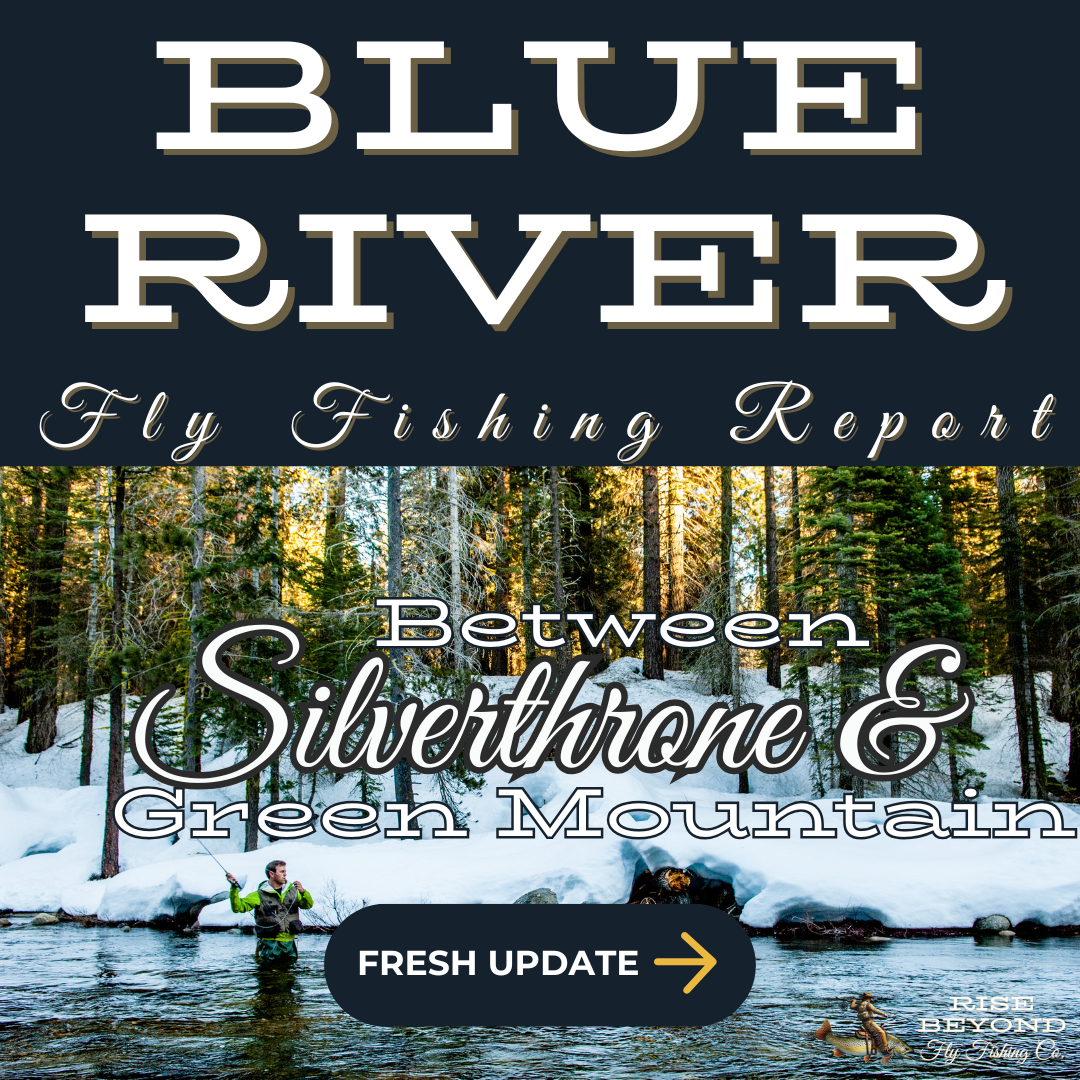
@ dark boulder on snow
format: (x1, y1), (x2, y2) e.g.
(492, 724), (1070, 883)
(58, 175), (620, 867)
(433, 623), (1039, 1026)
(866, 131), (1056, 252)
(627, 867), (740, 915)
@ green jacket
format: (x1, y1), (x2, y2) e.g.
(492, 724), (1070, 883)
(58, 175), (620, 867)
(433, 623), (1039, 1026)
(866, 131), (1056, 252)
(230, 881), (314, 942)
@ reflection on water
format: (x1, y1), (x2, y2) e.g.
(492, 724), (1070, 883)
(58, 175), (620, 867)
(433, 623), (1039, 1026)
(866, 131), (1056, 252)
(1, 918), (1077, 1079)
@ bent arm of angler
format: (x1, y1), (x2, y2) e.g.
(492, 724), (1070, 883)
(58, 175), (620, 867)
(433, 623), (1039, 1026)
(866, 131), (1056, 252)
(297, 888), (314, 910)
(229, 886), (261, 913)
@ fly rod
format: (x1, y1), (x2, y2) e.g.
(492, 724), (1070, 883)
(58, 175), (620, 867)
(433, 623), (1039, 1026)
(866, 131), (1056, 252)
(196, 837), (237, 881)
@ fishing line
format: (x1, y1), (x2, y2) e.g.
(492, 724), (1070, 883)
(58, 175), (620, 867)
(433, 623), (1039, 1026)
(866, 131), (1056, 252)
(195, 837), (237, 880)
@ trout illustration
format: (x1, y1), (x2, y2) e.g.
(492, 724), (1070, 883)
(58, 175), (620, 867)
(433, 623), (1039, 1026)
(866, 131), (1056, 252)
(814, 1019), (912, 1061)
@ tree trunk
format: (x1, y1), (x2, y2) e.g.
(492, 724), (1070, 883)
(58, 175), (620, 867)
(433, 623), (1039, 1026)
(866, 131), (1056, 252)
(874, 522), (900, 797)
(23, 467), (73, 753)
(324, 465), (347, 577)
(269, 465), (281, 813)
(722, 465), (741, 697)
(80, 471), (102, 786)
(932, 468), (968, 801)
(789, 466), (821, 793)
(9, 472), (46, 716)
(728, 468), (747, 791)
(666, 466), (685, 670)
(724, 468), (740, 699)
(245, 737), (260, 852)
(835, 479), (863, 797)
(330, 466), (348, 684)
(764, 466), (781, 688)
(716, 466), (735, 697)
(642, 466), (664, 681)
(1046, 466), (1080, 793)
(184, 465), (205, 773)
(598, 507), (610, 663)
(571, 466), (595, 626)
(270, 465), (281, 618)
(996, 466), (1043, 798)
(101, 467), (126, 879)
(449, 466), (464, 672)
(251, 469), (262, 600)
(15, 468), (44, 718)
(249, 470), (266, 836)
(492, 466), (510, 676)
(550, 466), (569, 666)
(387, 466), (414, 809)
(790, 467), (810, 708)
(522, 477), (535, 662)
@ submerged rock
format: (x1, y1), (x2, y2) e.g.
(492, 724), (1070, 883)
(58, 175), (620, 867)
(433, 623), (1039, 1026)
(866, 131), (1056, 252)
(31, 913), (60, 926)
(973, 914), (1012, 932)
(514, 888), (558, 905)
(0, 917), (11, 927)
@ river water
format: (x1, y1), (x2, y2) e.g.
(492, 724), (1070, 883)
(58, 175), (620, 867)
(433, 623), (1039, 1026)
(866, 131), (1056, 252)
(1, 920), (1076, 1079)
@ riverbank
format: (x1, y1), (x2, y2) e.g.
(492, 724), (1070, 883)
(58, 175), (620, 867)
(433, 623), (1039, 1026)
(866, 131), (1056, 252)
(5, 908), (1079, 940)
(3, 662), (1077, 933)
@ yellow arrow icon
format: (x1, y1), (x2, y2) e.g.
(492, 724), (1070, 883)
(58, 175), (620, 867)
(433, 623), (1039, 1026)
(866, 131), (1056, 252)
(653, 932), (718, 994)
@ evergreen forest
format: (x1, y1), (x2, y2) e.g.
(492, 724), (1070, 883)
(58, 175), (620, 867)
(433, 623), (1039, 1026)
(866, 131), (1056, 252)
(2, 464), (1077, 876)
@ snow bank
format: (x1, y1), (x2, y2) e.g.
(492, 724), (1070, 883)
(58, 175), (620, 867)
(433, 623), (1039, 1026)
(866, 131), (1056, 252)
(2, 843), (103, 913)
(1, 661), (1076, 928)
(0, 784), (104, 865)
(639, 795), (1080, 928)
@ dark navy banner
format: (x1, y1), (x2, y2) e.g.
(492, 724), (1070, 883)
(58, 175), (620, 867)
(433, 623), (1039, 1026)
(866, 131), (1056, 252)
(9, 1), (1071, 464)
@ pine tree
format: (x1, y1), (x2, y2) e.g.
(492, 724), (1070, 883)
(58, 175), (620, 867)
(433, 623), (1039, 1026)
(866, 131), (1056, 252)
(184, 465), (205, 772)
(764, 465), (781, 688)
(1043, 465), (1080, 793)
(926, 467), (987, 798)
(23, 466), (74, 753)
(492, 466), (510, 676)
(666, 466), (685, 670)
(101, 467), (126, 879)
(642, 465), (663, 680)
(549, 465), (569, 667)
(799, 468), (871, 794)
(519, 468), (536, 663)
(79, 470), (103, 786)
(692, 467), (733, 696)
(387, 465), (415, 810)
(997, 466), (1045, 797)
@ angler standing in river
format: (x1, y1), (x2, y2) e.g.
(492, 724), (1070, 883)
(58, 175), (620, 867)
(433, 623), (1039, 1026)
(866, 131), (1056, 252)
(226, 860), (313, 964)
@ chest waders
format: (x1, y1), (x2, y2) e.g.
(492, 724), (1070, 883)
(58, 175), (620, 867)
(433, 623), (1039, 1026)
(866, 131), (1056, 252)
(254, 882), (303, 939)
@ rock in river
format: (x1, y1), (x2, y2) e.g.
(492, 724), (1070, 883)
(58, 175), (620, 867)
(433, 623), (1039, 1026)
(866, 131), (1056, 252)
(973, 914), (1012, 932)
